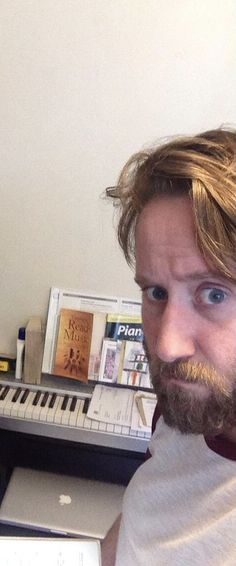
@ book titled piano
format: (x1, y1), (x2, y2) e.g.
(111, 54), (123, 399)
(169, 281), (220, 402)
(53, 309), (106, 382)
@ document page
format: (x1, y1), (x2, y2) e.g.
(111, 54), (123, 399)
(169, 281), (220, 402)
(0, 538), (101, 566)
(87, 384), (134, 426)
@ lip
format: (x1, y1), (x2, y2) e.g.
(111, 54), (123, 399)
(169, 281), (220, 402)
(169, 377), (208, 396)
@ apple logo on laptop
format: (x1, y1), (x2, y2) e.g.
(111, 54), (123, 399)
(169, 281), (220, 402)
(59, 494), (72, 506)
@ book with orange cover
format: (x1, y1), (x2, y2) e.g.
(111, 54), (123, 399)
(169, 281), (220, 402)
(53, 309), (94, 381)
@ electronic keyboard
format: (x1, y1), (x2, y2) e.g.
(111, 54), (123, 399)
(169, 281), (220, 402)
(0, 380), (151, 454)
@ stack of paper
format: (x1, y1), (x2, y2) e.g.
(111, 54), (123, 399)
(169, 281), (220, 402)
(0, 538), (101, 566)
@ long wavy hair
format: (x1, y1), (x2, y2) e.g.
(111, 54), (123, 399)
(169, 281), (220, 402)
(107, 128), (236, 281)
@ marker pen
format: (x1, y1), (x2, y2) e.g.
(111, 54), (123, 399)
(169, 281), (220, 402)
(15, 327), (26, 380)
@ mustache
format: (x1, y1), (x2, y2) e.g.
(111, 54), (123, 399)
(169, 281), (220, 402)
(149, 359), (232, 398)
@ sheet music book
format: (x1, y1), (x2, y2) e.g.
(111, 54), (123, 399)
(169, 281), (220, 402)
(0, 537), (101, 566)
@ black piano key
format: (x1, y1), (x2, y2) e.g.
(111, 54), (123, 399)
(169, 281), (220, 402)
(12, 388), (22, 402)
(0, 386), (10, 401)
(32, 390), (41, 406)
(61, 395), (69, 411)
(69, 396), (77, 412)
(82, 398), (90, 414)
(20, 389), (30, 404)
(40, 392), (49, 407)
(48, 392), (57, 409)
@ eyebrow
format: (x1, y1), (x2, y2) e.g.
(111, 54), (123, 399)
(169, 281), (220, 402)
(135, 271), (229, 287)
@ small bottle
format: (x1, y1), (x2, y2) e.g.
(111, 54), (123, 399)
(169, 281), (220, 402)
(15, 327), (26, 380)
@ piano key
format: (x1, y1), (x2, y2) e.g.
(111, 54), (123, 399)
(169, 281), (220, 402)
(46, 394), (61, 423)
(53, 395), (67, 425)
(20, 389), (30, 404)
(61, 395), (69, 411)
(32, 390), (41, 406)
(12, 388), (22, 402)
(10, 391), (23, 416)
(76, 401), (87, 428)
(38, 394), (54, 422)
(98, 421), (107, 432)
(91, 420), (99, 430)
(83, 416), (92, 430)
(2, 388), (17, 416)
(31, 393), (45, 420)
(0, 386), (10, 401)
(82, 398), (90, 414)
(121, 426), (130, 435)
(48, 392), (57, 409)
(4, 388), (28, 417)
(68, 398), (81, 427)
(61, 397), (73, 426)
(69, 396), (77, 412)
(17, 391), (39, 419)
(40, 392), (49, 407)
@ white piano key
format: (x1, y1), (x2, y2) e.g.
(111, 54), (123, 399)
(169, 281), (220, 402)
(31, 393), (45, 420)
(38, 394), (53, 422)
(61, 397), (72, 426)
(98, 421), (107, 431)
(53, 396), (67, 425)
(46, 395), (61, 423)
(83, 416), (92, 429)
(0, 387), (11, 410)
(76, 401), (86, 428)
(91, 420), (99, 430)
(106, 424), (115, 433)
(2, 388), (16, 416)
(114, 425), (122, 435)
(121, 426), (130, 435)
(19, 391), (37, 419)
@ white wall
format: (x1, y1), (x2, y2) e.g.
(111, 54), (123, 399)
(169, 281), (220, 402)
(1, 0), (236, 354)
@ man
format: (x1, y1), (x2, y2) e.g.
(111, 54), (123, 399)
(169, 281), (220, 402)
(102, 128), (236, 565)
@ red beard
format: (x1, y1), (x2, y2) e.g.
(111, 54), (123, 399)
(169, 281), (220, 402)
(148, 357), (235, 435)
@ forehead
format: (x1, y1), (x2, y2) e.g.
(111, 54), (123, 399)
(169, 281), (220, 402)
(135, 196), (211, 280)
(136, 195), (196, 247)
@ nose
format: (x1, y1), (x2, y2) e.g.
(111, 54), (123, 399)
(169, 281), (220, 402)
(155, 303), (196, 363)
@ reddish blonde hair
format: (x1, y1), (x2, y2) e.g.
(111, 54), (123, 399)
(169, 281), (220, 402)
(107, 128), (236, 281)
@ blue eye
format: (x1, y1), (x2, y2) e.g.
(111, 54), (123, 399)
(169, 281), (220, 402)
(199, 288), (227, 305)
(146, 286), (168, 301)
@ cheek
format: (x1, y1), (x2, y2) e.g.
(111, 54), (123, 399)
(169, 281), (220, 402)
(199, 328), (236, 374)
(142, 309), (159, 352)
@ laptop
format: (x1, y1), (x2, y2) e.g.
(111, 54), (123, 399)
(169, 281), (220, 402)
(0, 467), (125, 539)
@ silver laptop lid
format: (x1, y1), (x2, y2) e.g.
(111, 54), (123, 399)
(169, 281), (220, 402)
(0, 467), (125, 539)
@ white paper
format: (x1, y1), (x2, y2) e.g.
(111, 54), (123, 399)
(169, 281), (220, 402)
(87, 384), (134, 426)
(130, 395), (150, 433)
(131, 392), (156, 432)
(141, 396), (156, 427)
(0, 538), (101, 566)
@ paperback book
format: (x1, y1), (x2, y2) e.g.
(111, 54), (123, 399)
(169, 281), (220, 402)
(98, 314), (151, 388)
(53, 309), (94, 382)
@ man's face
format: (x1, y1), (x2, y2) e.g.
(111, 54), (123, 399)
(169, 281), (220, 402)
(135, 195), (236, 435)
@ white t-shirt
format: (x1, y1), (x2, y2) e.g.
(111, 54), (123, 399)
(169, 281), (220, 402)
(116, 414), (236, 565)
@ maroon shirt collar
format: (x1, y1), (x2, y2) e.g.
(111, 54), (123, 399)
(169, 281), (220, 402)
(151, 403), (236, 461)
(204, 433), (236, 461)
